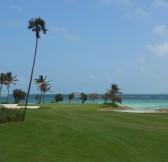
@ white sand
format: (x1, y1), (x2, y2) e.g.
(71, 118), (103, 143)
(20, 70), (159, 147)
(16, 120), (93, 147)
(113, 109), (162, 113)
(0, 104), (40, 109)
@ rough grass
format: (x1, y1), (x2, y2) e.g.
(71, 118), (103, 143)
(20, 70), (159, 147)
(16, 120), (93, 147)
(0, 103), (168, 162)
(0, 108), (24, 124)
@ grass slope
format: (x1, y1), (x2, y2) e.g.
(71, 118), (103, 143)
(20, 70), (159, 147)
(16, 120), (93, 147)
(0, 104), (168, 162)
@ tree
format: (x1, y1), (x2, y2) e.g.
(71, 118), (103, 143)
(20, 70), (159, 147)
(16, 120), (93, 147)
(40, 82), (52, 103)
(0, 73), (6, 102)
(108, 83), (122, 104)
(34, 75), (45, 103)
(35, 94), (42, 104)
(13, 89), (26, 103)
(89, 93), (98, 104)
(34, 75), (51, 103)
(102, 92), (111, 104)
(68, 93), (75, 103)
(24, 17), (47, 120)
(55, 94), (64, 103)
(80, 93), (87, 104)
(4, 72), (18, 103)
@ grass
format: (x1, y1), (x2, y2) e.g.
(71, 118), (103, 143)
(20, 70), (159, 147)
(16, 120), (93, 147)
(0, 108), (24, 124)
(0, 103), (168, 162)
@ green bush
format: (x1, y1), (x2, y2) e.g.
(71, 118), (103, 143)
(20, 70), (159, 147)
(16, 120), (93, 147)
(55, 94), (64, 103)
(0, 108), (24, 124)
(103, 102), (118, 108)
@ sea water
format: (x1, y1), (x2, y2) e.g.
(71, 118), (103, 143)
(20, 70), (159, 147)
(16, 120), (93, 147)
(1, 94), (168, 110)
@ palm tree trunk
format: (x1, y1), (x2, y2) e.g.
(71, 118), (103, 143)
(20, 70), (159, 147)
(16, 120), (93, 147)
(40, 90), (42, 104)
(23, 37), (38, 120)
(43, 92), (44, 103)
(0, 84), (2, 102)
(7, 85), (10, 103)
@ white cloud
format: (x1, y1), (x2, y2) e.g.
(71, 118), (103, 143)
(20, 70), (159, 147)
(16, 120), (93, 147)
(11, 5), (23, 12)
(153, 0), (168, 8)
(115, 67), (125, 73)
(154, 25), (168, 36)
(50, 26), (80, 41)
(137, 57), (145, 64)
(88, 74), (96, 80)
(134, 9), (150, 17)
(147, 41), (168, 57)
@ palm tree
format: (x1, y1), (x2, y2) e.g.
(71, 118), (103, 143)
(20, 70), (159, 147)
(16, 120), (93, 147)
(34, 75), (51, 103)
(24, 17), (47, 120)
(34, 75), (46, 103)
(40, 82), (52, 103)
(4, 72), (18, 103)
(108, 83), (122, 104)
(0, 73), (6, 102)
(68, 93), (75, 103)
(80, 93), (87, 104)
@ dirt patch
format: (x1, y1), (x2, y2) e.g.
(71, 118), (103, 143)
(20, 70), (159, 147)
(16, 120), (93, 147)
(98, 106), (132, 111)
(155, 108), (168, 113)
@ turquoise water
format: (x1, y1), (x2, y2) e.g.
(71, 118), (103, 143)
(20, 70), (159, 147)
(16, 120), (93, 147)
(1, 94), (168, 110)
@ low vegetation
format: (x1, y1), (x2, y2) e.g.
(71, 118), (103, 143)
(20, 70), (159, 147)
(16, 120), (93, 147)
(0, 107), (23, 124)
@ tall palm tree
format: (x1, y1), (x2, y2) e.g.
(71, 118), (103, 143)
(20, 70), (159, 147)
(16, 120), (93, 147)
(0, 73), (6, 102)
(4, 72), (18, 103)
(24, 17), (47, 120)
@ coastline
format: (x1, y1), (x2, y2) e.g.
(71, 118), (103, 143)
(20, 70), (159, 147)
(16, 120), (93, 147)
(98, 106), (168, 113)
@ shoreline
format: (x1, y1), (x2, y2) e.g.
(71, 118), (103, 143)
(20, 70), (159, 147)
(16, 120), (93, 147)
(98, 106), (168, 113)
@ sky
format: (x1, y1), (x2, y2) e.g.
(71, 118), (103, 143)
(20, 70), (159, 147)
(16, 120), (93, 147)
(1, 0), (168, 94)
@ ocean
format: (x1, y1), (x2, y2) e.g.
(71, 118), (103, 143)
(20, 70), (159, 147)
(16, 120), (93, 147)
(1, 94), (168, 110)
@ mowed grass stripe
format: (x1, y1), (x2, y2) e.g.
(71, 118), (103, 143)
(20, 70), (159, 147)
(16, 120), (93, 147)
(0, 104), (168, 162)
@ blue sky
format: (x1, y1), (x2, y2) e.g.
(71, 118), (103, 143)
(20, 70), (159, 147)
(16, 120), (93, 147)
(1, 0), (168, 94)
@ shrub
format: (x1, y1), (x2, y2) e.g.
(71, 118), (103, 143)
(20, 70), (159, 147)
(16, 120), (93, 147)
(0, 108), (24, 124)
(103, 102), (119, 108)
(55, 94), (64, 103)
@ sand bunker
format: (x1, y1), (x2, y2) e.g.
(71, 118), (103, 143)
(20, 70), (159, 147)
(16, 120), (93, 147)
(0, 104), (40, 109)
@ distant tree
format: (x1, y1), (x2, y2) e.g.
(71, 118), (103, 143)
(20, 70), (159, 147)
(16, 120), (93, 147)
(55, 94), (64, 103)
(4, 72), (18, 103)
(35, 94), (42, 104)
(80, 93), (87, 104)
(102, 92), (111, 104)
(68, 93), (75, 103)
(13, 89), (26, 103)
(108, 83), (122, 104)
(24, 17), (47, 120)
(0, 73), (6, 102)
(89, 93), (98, 104)
(34, 75), (45, 103)
(40, 82), (52, 103)
(34, 75), (51, 103)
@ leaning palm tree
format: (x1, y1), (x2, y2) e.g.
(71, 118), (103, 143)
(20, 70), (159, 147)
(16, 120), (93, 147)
(24, 17), (47, 120)
(4, 72), (18, 103)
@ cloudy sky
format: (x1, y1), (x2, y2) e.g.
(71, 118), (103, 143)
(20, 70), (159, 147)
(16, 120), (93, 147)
(1, 0), (168, 94)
